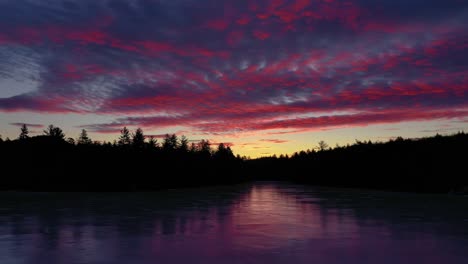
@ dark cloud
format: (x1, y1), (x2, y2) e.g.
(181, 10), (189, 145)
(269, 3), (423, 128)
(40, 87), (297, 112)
(10, 122), (44, 128)
(0, 0), (467, 135)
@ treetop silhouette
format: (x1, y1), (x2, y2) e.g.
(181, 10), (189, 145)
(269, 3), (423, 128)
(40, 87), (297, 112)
(19, 124), (29, 140)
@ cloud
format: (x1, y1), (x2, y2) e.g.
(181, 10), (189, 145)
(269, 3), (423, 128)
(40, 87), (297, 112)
(259, 139), (289, 144)
(0, 0), (467, 136)
(9, 122), (44, 128)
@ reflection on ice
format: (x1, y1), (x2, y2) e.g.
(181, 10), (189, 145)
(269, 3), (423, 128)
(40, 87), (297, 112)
(1, 183), (467, 264)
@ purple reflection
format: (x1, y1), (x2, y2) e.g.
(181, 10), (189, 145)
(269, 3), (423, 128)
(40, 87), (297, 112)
(0, 183), (467, 264)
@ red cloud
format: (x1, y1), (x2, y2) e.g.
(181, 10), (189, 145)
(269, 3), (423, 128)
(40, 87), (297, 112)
(66, 30), (108, 45)
(226, 31), (244, 46)
(260, 139), (289, 144)
(194, 109), (468, 134)
(139, 41), (173, 53)
(0, 33), (9, 44)
(291, 0), (311, 12)
(253, 30), (271, 40)
(236, 16), (251, 26)
(250, 109), (468, 132)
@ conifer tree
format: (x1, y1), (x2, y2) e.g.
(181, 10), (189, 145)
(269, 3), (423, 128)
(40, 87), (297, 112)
(18, 124), (29, 140)
(118, 127), (131, 146)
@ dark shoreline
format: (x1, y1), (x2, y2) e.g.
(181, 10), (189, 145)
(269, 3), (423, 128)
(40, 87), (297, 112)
(1, 132), (467, 193)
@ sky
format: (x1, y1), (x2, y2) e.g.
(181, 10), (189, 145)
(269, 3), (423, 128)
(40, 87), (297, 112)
(0, 0), (467, 157)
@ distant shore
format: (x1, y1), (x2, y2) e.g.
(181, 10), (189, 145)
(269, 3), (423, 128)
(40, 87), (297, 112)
(1, 127), (466, 193)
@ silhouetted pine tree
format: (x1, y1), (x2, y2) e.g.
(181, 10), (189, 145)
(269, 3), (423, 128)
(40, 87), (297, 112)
(163, 134), (178, 152)
(147, 136), (158, 149)
(77, 129), (92, 145)
(317, 140), (329, 151)
(43, 125), (65, 140)
(118, 127), (131, 146)
(18, 124), (29, 140)
(198, 139), (211, 158)
(189, 142), (197, 153)
(179, 135), (189, 153)
(132, 128), (145, 148)
(214, 143), (234, 159)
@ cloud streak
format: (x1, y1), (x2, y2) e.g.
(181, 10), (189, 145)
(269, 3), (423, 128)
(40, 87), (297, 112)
(260, 139), (289, 144)
(9, 122), (44, 128)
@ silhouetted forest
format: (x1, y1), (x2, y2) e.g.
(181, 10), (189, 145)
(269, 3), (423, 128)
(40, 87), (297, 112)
(246, 133), (468, 193)
(0, 124), (467, 193)
(0, 125), (242, 191)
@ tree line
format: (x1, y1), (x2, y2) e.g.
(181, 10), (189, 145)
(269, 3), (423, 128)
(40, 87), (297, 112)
(245, 132), (468, 193)
(1, 124), (467, 193)
(0, 124), (241, 191)
(4, 124), (236, 158)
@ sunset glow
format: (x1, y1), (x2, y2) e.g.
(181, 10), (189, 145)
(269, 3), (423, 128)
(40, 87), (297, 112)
(0, 0), (467, 157)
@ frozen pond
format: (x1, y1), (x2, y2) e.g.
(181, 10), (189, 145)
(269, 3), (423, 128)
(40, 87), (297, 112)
(1, 182), (468, 263)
